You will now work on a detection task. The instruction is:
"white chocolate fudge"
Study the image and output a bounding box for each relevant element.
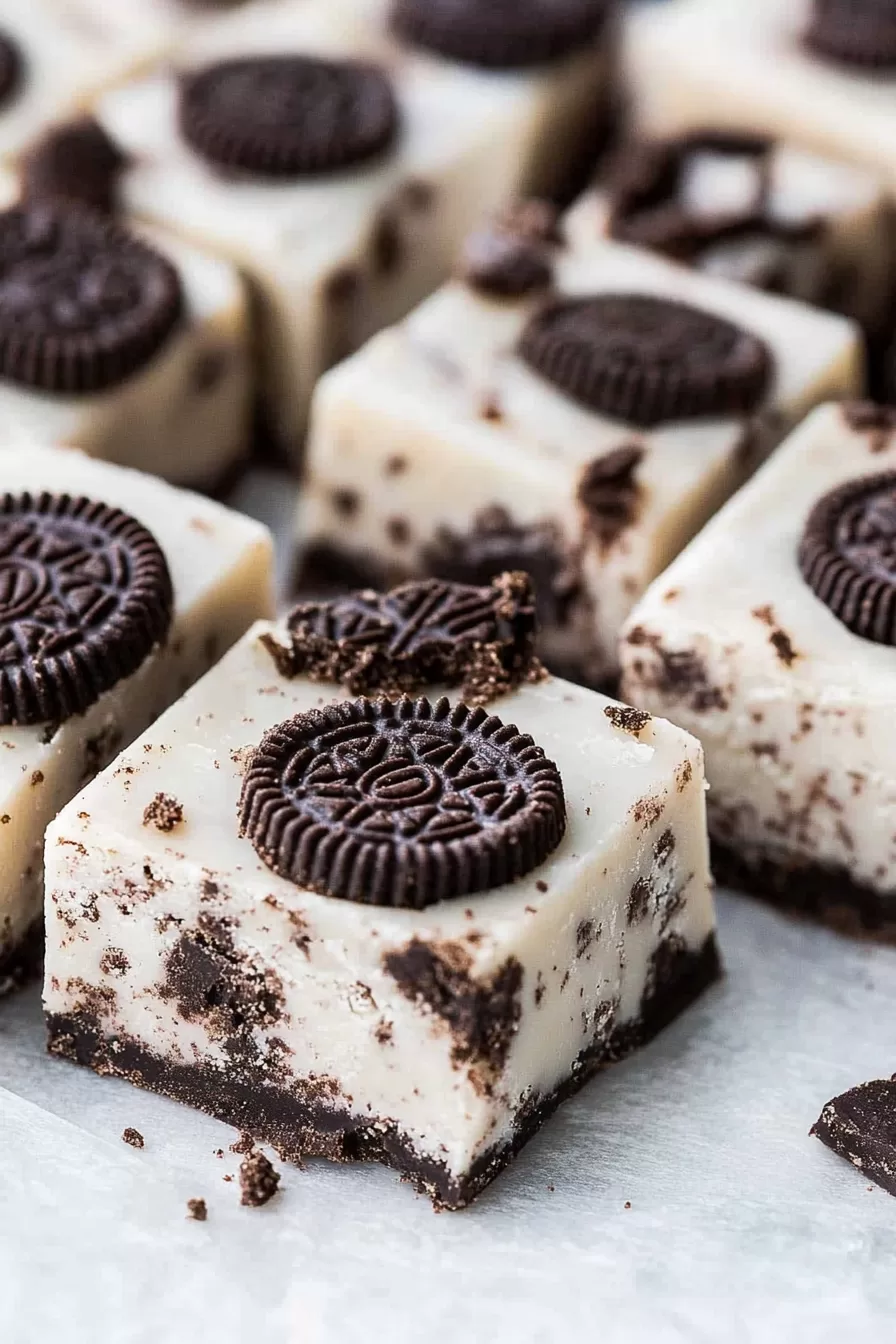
[91,0,576,461]
[620,401,896,935]
[626,0,896,190]
[43,581,717,1209]
[0,0,152,162]
[0,445,273,982]
[567,136,896,339]
[299,229,861,688]
[47,1,260,63]
[0,198,252,492]
[335,0,616,203]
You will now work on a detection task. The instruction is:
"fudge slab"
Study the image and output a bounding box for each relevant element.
[0,201,252,492]
[567,137,896,340]
[44,621,717,1208]
[0,446,273,981]
[335,0,616,203]
[299,234,861,688]
[48,0,259,62]
[620,402,896,934]
[625,0,896,190]
[91,0,550,462]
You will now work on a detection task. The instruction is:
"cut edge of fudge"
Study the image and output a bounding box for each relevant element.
[46,931,720,1211]
[265,571,546,706]
[812,1078,896,1198]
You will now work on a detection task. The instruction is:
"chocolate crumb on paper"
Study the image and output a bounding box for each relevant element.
[186,1197,208,1222]
[121,1127,144,1150]
[239,1147,281,1208]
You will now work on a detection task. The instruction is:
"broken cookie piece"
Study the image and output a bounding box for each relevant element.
[812,1078,896,1197]
[621,402,896,935]
[44,585,717,1209]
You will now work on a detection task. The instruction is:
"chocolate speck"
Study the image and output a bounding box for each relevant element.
[536,880,548,893]
[752,605,799,666]
[122,1127,144,1150]
[187,1198,208,1221]
[576,919,597,956]
[628,877,651,924]
[100,948,130,978]
[385,454,407,476]
[578,446,644,551]
[331,488,359,518]
[239,1148,281,1208]
[30,770,44,786]
[143,793,184,833]
[604,704,651,738]
[374,1020,394,1045]
[386,517,411,546]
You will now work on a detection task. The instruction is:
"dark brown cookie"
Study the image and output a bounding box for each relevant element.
[0,492,173,726]
[179,55,399,178]
[0,204,183,395]
[799,471,896,645]
[278,572,539,704]
[804,0,896,71]
[239,696,566,907]
[461,201,561,300]
[391,0,609,69]
[519,294,773,427]
[21,117,128,217]
[812,1078,896,1196]
[0,30,23,111]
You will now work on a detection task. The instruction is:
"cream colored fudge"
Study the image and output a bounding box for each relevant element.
[0,445,273,981]
[620,402,896,935]
[48,1,259,63]
[299,230,861,688]
[43,592,717,1208]
[335,0,616,202]
[0,203,252,492]
[625,0,896,190]
[567,136,896,338]
[91,0,564,461]
[0,0,152,162]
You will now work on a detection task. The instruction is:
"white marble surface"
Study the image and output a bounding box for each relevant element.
[1,470,895,1341]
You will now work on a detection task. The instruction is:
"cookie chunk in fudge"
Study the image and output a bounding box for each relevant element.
[87,0,611,463]
[567,131,896,342]
[44,575,718,1209]
[299,222,860,688]
[0,195,252,491]
[621,402,896,935]
[0,445,273,988]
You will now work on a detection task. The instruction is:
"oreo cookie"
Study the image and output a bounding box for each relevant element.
[798,471,896,645]
[518,294,773,427]
[391,0,609,69]
[0,204,184,395]
[21,118,128,218]
[179,55,399,178]
[0,492,173,726]
[276,573,539,703]
[804,0,896,71]
[239,695,566,907]
[0,31,23,111]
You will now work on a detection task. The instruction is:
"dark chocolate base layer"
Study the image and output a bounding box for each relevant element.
[47,934,720,1210]
[712,842,896,943]
[0,920,43,998]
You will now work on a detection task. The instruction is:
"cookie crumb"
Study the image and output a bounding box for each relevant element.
[624,1201,632,1210]
[186,1198,207,1222]
[239,1148,281,1208]
[230,1132,255,1155]
[604,704,651,738]
[121,1127,144,1150]
[143,793,184,832]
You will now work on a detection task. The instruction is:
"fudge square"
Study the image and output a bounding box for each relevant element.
[334,0,616,203]
[0,444,273,987]
[625,0,896,191]
[44,576,718,1209]
[566,133,896,343]
[620,401,896,935]
[299,225,861,689]
[90,0,577,463]
[0,196,252,492]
